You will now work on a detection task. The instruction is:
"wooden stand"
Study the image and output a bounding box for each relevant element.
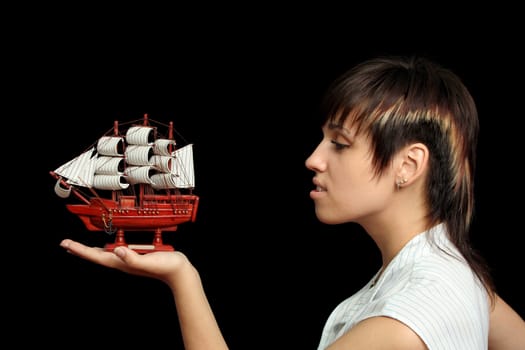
[104,228,175,254]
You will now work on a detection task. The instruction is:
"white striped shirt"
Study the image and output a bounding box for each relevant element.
[317,224,489,349]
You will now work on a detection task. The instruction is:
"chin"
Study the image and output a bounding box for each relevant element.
[316,214,345,225]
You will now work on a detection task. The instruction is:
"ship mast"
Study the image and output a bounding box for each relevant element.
[111,119,120,202]
[138,113,151,207]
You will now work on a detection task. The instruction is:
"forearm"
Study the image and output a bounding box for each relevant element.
[168,263,229,350]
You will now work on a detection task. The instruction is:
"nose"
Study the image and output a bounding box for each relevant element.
[305,142,324,172]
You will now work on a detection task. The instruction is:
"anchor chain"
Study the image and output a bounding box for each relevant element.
[102,212,117,235]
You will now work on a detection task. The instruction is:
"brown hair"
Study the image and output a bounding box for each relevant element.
[321,55,495,302]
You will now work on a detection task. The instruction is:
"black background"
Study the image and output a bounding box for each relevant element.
[15,11,524,349]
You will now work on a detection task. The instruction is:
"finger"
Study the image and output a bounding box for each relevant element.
[60,239,122,268]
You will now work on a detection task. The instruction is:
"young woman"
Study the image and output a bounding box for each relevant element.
[60,55,525,349]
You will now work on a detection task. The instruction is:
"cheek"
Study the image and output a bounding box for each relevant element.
[337,180,375,207]
[333,160,372,192]
[333,170,392,214]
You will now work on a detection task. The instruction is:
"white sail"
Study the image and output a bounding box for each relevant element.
[150,173,179,189]
[154,139,176,156]
[53,147,97,188]
[125,165,155,185]
[96,156,125,175]
[148,144,195,189]
[54,178,71,198]
[151,155,173,172]
[97,136,125,156]
[92,174,129,190]
[125,145,153,166]
[126,126,154,145]
[171,144,195,188]
[52,119,195,193]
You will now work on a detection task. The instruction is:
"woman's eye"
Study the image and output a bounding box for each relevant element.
[330,140,350,150]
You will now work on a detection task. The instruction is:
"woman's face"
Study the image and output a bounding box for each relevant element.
[305,122,396,226]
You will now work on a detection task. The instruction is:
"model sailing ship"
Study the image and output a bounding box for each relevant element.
[50,114,199,253]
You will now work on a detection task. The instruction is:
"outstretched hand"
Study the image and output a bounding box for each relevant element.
[60,239,191,286]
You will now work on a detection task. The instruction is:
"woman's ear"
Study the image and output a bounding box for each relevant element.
[395,143,429,188]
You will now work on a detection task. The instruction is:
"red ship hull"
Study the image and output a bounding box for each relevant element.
[66,194,199,253]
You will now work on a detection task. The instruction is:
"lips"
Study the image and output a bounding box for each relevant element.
[309,179,326,200]
[313,178,326,192]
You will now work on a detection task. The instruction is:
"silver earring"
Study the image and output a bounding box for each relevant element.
[396,178,408,190]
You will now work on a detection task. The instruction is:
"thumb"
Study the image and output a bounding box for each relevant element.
[113,246,133,260]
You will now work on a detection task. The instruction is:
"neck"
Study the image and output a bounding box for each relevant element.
[361,214,431,268]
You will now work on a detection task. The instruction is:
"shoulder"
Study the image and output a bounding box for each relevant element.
[368,254,490,348]
[384,262,489,322]
[488,294,525,350]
